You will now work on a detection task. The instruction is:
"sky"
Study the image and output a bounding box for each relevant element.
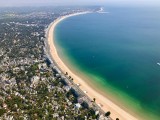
[0,0,159,7]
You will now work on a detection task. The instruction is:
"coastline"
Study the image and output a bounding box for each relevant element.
[46,12,138,120]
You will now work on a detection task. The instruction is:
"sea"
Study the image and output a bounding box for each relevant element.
[54,6,160,119]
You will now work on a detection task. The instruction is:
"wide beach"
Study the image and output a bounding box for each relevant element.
[47,12,139,120]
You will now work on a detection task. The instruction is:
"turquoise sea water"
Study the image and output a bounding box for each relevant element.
[54,7,160,119]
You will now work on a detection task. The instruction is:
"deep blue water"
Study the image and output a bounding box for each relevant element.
[54,7,160,119]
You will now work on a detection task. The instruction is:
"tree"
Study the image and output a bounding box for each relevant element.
[93,98,96,102]
[105,111,111,117]
[0,109,6,116]
[81,102,89,109]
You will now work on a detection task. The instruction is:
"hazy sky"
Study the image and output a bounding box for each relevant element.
[0,0,159,7]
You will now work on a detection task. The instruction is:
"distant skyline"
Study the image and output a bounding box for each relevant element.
[0,0,159,7]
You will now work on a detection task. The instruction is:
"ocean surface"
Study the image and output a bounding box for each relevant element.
[54,7,160,119]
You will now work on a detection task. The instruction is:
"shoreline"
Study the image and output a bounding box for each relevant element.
[46,12,138,120]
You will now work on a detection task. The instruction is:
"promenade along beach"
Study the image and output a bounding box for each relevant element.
[47,12,138,120]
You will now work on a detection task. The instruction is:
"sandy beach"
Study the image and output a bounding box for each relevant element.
[47,12,139,120]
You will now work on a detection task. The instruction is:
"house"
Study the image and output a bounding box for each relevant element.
[77,96,85,104]
[30,76,40,87]
[63,85,71,92]
[74,103,81,109]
